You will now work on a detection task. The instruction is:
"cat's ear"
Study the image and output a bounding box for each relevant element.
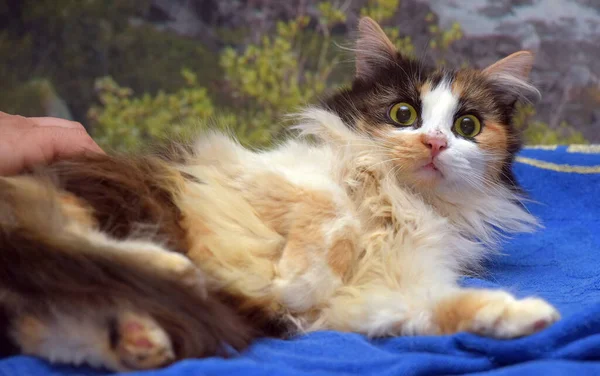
[483,51,534,81]
[355,17,397,78]
[482,51,540,102]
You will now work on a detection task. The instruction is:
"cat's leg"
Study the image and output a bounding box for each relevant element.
[315,286,559,339]
[432,288,560,338]
[11,308,174,371]
[270,189,360,313]
[309,286,434,336]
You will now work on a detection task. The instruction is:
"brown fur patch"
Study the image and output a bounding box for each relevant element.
[48,155,190,253]
[452,70,503,123]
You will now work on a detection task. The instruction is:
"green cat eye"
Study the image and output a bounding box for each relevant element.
[389,102,417,126]
[454,115,482,138]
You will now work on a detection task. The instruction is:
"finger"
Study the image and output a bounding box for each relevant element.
[33,127,105,160]
[0,141,31,175]
[0,113,34,131]
[0,127,105,176]
[28,117,84,129]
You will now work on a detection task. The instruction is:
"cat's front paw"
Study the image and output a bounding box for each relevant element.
[436,290,560,339]
[115,311,175,370]
[470,293,560,338]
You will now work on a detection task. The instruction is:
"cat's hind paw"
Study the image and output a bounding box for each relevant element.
[114,311,175,370]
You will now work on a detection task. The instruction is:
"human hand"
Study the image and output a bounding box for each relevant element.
[0,112,104,176]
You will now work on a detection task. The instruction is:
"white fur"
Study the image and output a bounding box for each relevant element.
[12,310,121,370]
[419,79,459,138]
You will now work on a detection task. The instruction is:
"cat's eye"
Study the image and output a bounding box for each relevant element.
[453,115,482,138]
[389,102,417,126]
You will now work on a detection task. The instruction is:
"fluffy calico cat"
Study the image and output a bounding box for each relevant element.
[0,17,560,372]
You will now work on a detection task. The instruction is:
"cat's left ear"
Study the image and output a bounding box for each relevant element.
[482,51,540,102]
[355,17,397,79]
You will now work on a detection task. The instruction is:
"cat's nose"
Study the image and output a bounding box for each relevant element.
[422,134,447,157]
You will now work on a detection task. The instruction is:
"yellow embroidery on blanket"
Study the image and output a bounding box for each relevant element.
[567,145,600,154]
[523,145,559,150]
[515,157,600,174]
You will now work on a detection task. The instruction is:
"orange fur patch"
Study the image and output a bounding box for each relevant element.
[476,122,510,181]
[327,239,355,278]
[59,194,98,229]
[433,290,493,334]
[387,133,430,172]
[251,173,355,277]
[419,81,432,97]
[451,71,471,97]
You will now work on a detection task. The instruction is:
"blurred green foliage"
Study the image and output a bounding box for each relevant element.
[361,0,399,21]
[89,71,215,151]
[425,13,463,53]
[1,0,587,150]
[513,103,587,145]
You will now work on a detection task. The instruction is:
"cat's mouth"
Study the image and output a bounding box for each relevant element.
[417,159,444,179]
[423,162,438,171]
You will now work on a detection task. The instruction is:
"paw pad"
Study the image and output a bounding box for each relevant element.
[115,312,175,370]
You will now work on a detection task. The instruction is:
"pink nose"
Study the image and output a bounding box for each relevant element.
[422,134,448,157]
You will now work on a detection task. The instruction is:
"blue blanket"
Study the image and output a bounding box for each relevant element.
[2,145,599,376]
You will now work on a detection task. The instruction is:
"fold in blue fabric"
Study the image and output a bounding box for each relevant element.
[2,145,599,376]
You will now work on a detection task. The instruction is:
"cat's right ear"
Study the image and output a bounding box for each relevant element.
[482,51,540,103]
[355,17,397,79]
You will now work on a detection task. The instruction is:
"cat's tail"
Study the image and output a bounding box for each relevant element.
[0,173,256,362]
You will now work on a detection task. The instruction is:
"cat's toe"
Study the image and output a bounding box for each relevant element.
[115,312,175,370]
[472,294,560,339]
[146,249,207,297]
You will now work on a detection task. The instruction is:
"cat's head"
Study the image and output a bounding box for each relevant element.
[323,17,538,196]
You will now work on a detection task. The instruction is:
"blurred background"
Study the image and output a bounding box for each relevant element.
[1,0,598,151]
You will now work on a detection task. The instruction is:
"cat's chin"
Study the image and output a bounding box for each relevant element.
[409,163,445,188]
[416,161,444,179]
